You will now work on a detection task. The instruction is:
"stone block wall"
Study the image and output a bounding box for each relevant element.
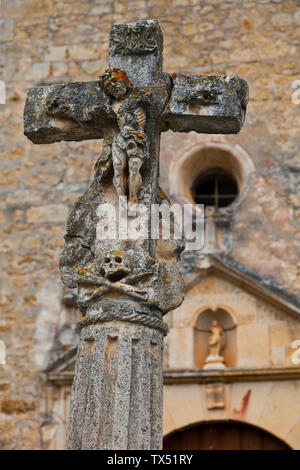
[0,0,300,449]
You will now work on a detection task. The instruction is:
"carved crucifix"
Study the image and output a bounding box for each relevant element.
[24,19,248,450]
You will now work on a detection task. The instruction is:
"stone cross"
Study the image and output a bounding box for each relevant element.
[24,19,248,450]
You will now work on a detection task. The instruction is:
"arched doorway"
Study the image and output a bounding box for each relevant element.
[164,421,290,450]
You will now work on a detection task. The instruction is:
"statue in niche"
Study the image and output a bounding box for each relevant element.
[203,320,226,370]
[208,320,225,357]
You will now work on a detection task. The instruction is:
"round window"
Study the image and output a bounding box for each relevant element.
[191,167,238,208]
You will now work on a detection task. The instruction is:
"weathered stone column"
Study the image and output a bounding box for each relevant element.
[67,301,166,450]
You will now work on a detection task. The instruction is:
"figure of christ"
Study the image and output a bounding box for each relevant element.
[99,68,150,206]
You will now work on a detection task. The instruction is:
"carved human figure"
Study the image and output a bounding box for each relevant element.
[99,68,150,206]
[208,320,225,357]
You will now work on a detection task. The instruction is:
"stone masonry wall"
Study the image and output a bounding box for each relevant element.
[0,0,300,449]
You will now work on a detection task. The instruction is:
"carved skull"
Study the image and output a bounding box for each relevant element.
[99,251,132,282]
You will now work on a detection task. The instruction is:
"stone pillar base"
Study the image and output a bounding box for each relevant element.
[203,355,226,370]
[66,301,166,450]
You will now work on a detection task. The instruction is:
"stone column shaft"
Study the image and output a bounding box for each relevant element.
[67,316,164,450]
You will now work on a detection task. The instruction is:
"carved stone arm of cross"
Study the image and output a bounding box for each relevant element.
[24,80,116,144]
[24,73,248,145]
[162,73,248,134]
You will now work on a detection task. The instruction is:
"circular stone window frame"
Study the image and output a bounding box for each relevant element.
[168,143,255,216]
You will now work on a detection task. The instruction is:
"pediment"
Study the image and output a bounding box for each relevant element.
[45,346,77,385]
[184,253,300,321]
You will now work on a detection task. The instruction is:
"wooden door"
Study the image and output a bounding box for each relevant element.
[163,421,290,450]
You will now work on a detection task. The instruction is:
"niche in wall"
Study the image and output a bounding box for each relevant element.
[194,307,236,369]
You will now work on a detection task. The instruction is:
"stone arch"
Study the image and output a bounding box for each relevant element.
[191,303,238,328]
[163,419,291,450]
